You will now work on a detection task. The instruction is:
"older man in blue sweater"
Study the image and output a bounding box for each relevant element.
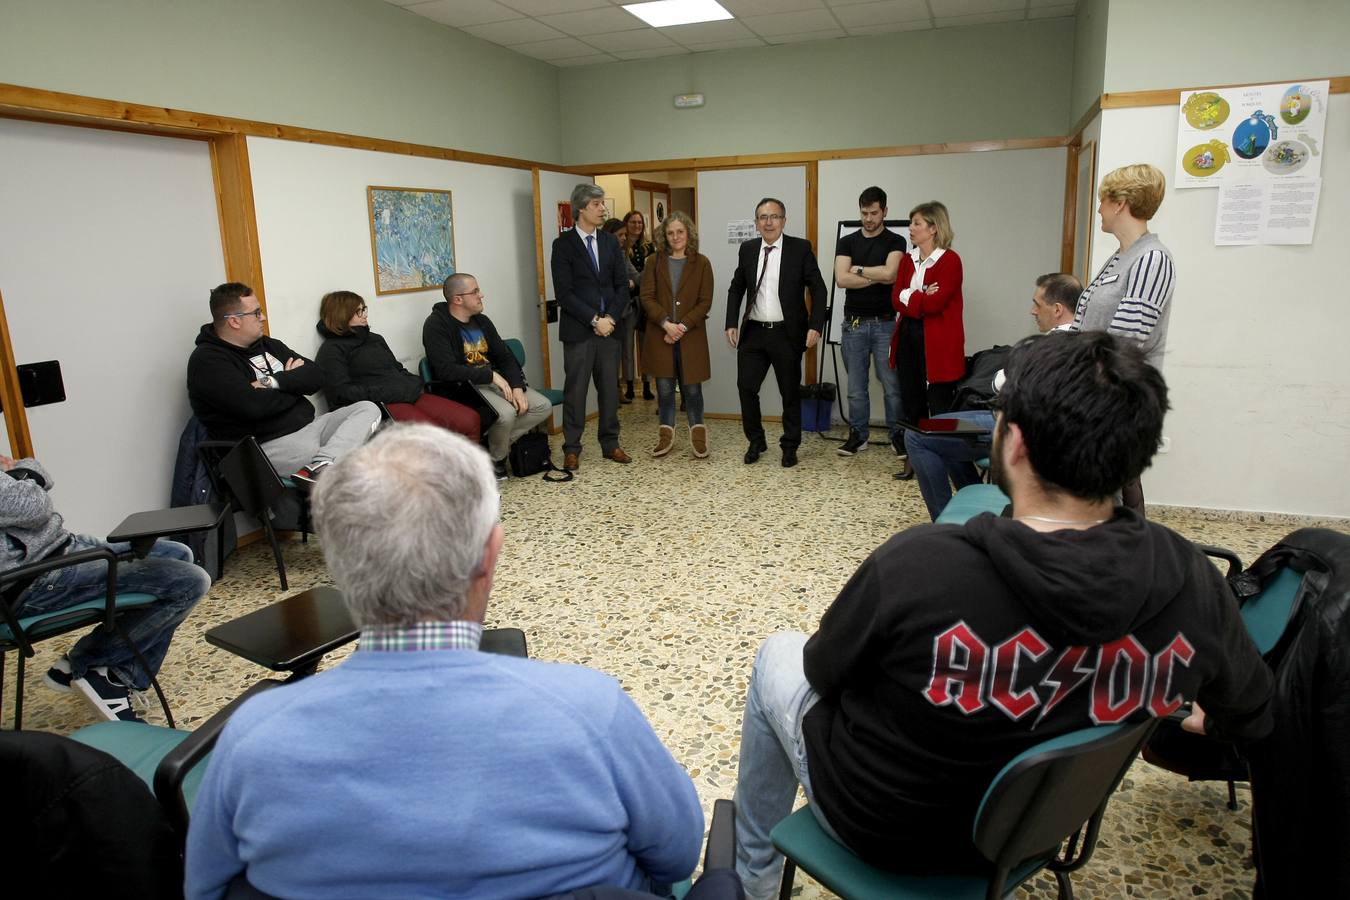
[186,425,703,899]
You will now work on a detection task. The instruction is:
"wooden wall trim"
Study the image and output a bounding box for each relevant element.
[0,82,580,174]
[1060,146,1078,274]
[804,161,820,386]
[530,168,555,395]
[581,136,1069,176]
[1101,75,1349,111]
[1067,96,1102,144]
[0,290,34,458]
[208,134,268,320]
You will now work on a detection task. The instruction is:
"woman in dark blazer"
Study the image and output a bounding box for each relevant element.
[315,290,479,441]
[640,210,714,459]
[890,201,965,478]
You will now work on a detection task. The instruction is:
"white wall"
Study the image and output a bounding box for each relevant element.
[246,139,542,393]
[1093,97,1350,517]
[817,149,1069,425]
[0,119,225,534]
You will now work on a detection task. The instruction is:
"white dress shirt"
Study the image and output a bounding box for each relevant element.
[748,236,785,322]
[896,246,946,308]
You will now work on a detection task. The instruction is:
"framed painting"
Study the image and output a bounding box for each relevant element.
[367,186,456,295]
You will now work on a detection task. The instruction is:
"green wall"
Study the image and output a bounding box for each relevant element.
[557,19,1076,165]
[1103,0,1350,93]
[0,0,563,162]
[1070,0,1108,127]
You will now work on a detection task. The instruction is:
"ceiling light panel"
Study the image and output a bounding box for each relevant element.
[622,1,734,28]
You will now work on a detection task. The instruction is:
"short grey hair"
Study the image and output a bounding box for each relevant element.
[311,424,500,628]
[443,272,475,302]
[571,182,604,216]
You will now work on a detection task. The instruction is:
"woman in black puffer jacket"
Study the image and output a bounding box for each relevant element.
[315,291,479,441]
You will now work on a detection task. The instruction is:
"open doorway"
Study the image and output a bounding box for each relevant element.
[595,171,696,233]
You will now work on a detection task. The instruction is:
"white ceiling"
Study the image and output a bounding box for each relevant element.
[383,0,1077,67]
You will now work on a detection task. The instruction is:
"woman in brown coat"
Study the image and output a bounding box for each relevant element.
[640,210,714,458]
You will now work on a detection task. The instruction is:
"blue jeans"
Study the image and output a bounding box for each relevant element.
[904,411,995,521]
[733,632,841,900]
[840,317,901,441]
[656,380,704,427]
[15,537,210,690]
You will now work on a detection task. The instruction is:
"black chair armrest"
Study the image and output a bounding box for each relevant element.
[1198,544,1243,579]
[154,679,285,836]
[1,547,119,654]
[703,799,736,871]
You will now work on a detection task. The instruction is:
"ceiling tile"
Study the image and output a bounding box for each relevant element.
[934,10,1025,26]
[845,18,932,34]
[660,19,757,44]
[510,35,602,59]
[499,0,611,14]
[384,0,434,7]
[585,28,680,51]
[463,18,566,43]
[1028,0,1073,5]
[683,37,768,51]
[612,46,692,60]
[929,0,1023,15]
[764,27,847,44]
[537,6,646,36]
[1027,4,1076,18]
[740,8,842,37]
[832,0,930,28]
[403,0,521,27]
[719,0,826,15]
[551,53,622,67]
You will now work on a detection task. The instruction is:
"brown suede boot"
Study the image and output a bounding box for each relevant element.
[652,425,675,458]
[690,424,709,459]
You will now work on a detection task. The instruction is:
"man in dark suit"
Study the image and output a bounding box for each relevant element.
[725,198,828,468]
[552,183,632,470]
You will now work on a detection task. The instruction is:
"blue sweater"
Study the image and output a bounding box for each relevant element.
[185,650,703,899]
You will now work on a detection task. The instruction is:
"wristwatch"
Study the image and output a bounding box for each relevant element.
[853,266,864,276]
[259,374,277,389]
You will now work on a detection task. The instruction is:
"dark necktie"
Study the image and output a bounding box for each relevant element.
[749,244,775,316]
[586,234,606,315]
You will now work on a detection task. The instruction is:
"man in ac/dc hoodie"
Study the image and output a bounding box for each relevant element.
[188,282,379,484]
[731,331,1274,899]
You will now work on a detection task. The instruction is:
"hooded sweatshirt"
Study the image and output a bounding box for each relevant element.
[187,325,324,444]
[421,302,526,390]
[800,509,1272,873]
[314,323,423,409]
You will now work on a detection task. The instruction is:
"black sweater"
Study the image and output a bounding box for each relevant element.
[801,509,1273,873]
[421,303,525,390]
[314,323,423,408]
[187,326,323,444]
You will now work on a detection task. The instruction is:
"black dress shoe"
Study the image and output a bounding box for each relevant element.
[892,469,914,480]
[744,441,767,464]
[781,448,799,468]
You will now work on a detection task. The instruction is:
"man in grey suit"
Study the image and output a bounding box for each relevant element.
[551,183,632,470]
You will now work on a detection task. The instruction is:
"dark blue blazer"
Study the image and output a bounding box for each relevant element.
[551,227,629,344]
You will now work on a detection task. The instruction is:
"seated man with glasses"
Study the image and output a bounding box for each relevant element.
[188,282,379,484]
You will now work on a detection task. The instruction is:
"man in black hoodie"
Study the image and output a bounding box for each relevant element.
[731,331,1273,899]
[188,283,379,483]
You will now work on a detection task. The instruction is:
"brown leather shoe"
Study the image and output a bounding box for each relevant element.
[605,447,632,464]
[563,452,580,470]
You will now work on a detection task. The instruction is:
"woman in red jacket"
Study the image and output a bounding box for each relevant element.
[891,201,965,478]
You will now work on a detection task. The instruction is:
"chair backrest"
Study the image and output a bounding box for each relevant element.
[419,356,433,385]
[217,437,288,519]
[973,719,1158,870]
[1240,566,1303,657]
[504,337,526,367]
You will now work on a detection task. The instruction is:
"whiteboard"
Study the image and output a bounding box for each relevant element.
[825,219,909,345]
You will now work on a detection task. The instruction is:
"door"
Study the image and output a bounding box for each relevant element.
[533,169,596,432]
[696,166,808,419]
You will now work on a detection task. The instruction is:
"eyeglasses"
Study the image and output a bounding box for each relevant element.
[355,306,369,315]
[225,308,265,320]
[455,288,483,297]
[756,214,784,223]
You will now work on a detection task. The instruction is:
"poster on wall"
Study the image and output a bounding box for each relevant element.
[1175,80,1328,188]
[1214,176,1321,246]
[557,202,573,234]
[367,186,455,295]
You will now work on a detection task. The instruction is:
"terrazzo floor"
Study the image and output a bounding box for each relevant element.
[8,399,1347,897]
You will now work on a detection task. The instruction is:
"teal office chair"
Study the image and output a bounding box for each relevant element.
[503,337,564,409]
[1,546,175,730]
[935,484,1011,525]
[771,720,1158,900]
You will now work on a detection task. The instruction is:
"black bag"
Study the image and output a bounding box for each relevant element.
[508,431,573,482]
[951,344,1012,411]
